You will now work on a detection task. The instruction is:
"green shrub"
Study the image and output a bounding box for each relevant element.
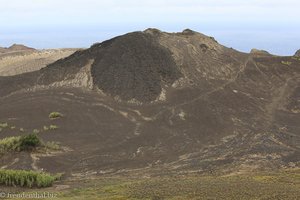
[0,136,21,152]
[0,134,41,153]
[10,126,16,130]
[49,125,58,130]
[43,125,58,131]
[281,61,292,65]
[0,169,60,188]
[33,129,40,134]
[49,112,63,119]
[292,56,300,61]
[0,122,8,128]
[0,134,59,154]
[43,126,49,131]
[45,141,60,150]
[19,133,41,151]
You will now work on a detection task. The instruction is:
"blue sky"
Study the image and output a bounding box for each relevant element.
[0,0,299,55]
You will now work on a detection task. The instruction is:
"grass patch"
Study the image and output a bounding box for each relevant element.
[0,122,8,128]
[49,112,63,119]
[0,133,59,154]
[0,169,61,188]
[33,129,40,134]
[281,61,292,65]
[56,170,300,200]
[253,175,278,182]
[0,136,22,153]
[43,125,58,131]
[43,126,49,131]
[45,141,60,150]
[0,133,41,153]
[49,125,59,130]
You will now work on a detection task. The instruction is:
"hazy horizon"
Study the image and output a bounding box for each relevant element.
[1,0,300,56]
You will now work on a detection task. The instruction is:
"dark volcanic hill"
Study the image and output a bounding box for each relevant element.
[0,29,299,177]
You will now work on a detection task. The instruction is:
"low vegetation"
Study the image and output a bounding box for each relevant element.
[0,169,61,188]
[43,124,59,132]
[0,133,41,153]
[57,170,300,200]
[292,56,300,61]
[0,122,8,128]
[281,61,292,65]
[19,133,41,151]
[44,141,60,150]
[49,124,59,130]
[49,112,63,119]
[0,133,59,154]
[43,126,49,131]
[0,136,21,153]
[0,115,63,189]
[33,129,40,134]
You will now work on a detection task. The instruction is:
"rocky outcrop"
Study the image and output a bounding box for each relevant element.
[250,48,271,56]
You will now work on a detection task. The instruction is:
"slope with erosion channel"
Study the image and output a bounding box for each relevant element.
[0,29,299,178]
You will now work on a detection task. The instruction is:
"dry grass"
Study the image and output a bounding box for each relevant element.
[52,169,300,200]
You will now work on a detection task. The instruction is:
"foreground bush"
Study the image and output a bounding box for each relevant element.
[0,169,61,187]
